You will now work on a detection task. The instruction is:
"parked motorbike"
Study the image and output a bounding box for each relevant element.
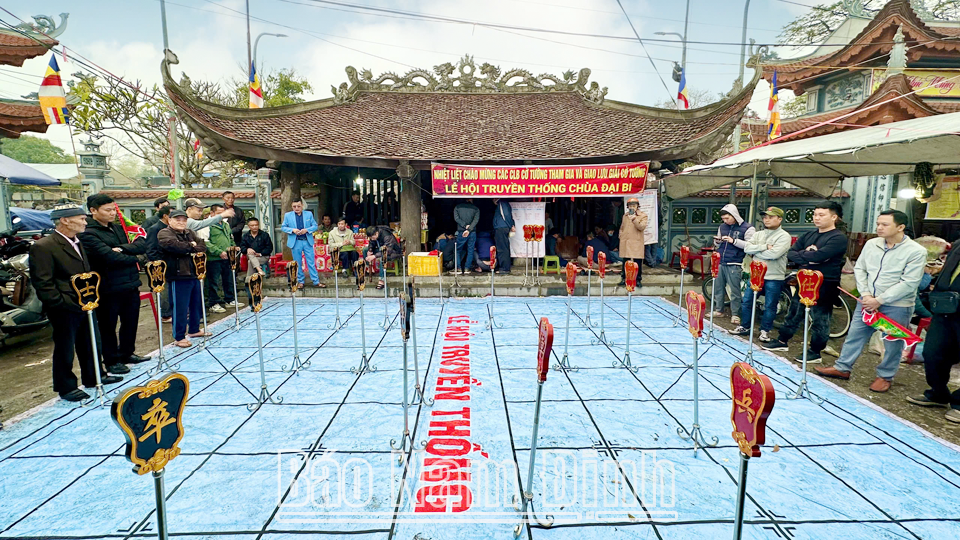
[0,219,49,345]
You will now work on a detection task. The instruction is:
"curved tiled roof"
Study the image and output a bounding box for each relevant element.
[0,99,48,138]
[0,30,56,67]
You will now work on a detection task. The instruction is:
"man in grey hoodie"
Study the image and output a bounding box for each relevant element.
[712,204,755,324]
[733,207,792,342]
[453,199,480,274]
[816,209,927,392]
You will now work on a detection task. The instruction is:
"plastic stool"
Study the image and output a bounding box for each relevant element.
[384,259,402,276]
[904,317,932,363]
[543,256,561,274]
[139,291,158,326]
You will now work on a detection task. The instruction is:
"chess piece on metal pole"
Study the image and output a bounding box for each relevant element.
[678,291,718,455]
[522,224,533,286]
[553,262,580,371]
[379,245,393,330]
[673,245,690,327]
[351,259,377,374]
[436,250,445,305]
[226,246,241,331]
[191,252,210,349]
[145,262,175,375]
[704,250,721,343]
[391,290,424,461]
[453,239,461,288]
[328,248,344,329]
[71,272,107,407]
[583,245,595,327]
[486,246,502,330]
[407,276,432,407]
[614,261,639,372]
[592,252,610,345]
[246,273,282,411]
[730,361,776,540]
[788,269,825,403]
[282,261,309,373]
[744,260,768,366]
[514,317,556,537]
[533,225,545,286]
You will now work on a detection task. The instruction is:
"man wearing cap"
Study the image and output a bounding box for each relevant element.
[184,197,234,234]
[159,209,209,347]
[29,204,123,402]
[281,199,322,288]
[618,197,648,287]
[79,194,151,374]
[712,204,755,324]
[732,207,792,342]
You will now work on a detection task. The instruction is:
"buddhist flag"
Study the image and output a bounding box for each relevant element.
[193,138,203,160]
[677,68,689,109]
[767,70,781,140]
[249,63,263,109]
[39,54,69,125]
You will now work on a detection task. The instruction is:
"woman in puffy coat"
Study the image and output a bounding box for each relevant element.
[618,197,648,286]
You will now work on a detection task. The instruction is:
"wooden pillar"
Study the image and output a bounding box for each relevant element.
[279,162,302,259]
[398,160,421,251]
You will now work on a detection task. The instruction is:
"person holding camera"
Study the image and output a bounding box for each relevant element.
[712,204,755,324]
[618,197,648,287]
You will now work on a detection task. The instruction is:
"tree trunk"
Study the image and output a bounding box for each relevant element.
[279,162,301,260]
[398,161,421,252]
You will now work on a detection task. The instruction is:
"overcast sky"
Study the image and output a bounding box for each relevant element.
[3,0,812,154]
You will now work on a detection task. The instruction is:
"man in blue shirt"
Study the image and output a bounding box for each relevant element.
[281,200,322,289]
[492,198,515,274]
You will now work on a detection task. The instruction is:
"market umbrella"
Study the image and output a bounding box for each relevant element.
[0,154,62,186]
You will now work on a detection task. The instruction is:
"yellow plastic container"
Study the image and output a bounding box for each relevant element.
[409,252,442,276]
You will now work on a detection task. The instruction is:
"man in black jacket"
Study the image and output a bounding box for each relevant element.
[907,241,960,423]
[29,204,123,402]
[146,206,173,322]
[79,194,150,373]
[159,210,208,347]
[222,191,246,246]
[141,196,170,231]
[762,201,848,362]
[343,191,364,227]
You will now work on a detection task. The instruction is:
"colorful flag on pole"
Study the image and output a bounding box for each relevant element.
[677,68,689,109]
[861,309,923,347]
[39,54,69,125]
[249,63,264,109]
[114,203,147,242]
[193,139,203,161]
[767,70,781,140]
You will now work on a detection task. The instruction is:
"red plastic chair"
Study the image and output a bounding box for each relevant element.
[140,291,158,326]
[904,317,932,363]
[670,247,708,279]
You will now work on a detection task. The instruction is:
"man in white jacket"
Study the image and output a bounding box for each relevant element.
[732,207,792,342]
[816,209,927,392]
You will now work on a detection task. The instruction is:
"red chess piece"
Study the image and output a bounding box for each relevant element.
[680,245,690,269]
[489,246,497,270]
[586,245,594,269]
[685,291,706,339]
[533,225,545,242]
[797,269,824,307]
[624,260,638,293]
[749,260,768,292]
[537,317,554,383]
[729,362,776,457]
[598,251,606,279]
[565,262,578,295]
[711,251,721,279]
[523,225,534,242]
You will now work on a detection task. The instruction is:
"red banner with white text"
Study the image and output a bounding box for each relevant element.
[431,162,649,198]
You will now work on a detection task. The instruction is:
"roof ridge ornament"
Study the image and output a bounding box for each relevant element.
[12,13,69,39]
[842,0,869,19]
[884,25,907,80]
[331,54,607,105]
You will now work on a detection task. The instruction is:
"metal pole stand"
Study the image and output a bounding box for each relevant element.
[151,290,176,375]
[522,239,530,286]
[390,333,424,462]
[81,310,107,408]
[744,292,759,366]
[453,241,461,287]
[583,266,594,327]
[410,310,433,406]
[552,294,579,371]
[437,252,445,305]
[704,276,718,344]
[230,250,241,332]
[533,239,542,286]
[513,380,554,537]
[732,452,749,540]
[677,336,719,456]
[592,278,610,346]
[672,268,686,327]
[197,284,210,350]
[351,290,377,374]
[787,306,823,403]
[152,469,170,540]
[327,252,344,330]
[246,305,283,411]
[379,257,393,331]
[282,291,309,373]
[486,268,502,330]
[613,291,638,372]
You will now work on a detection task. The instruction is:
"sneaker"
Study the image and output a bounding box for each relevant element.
[713,311,725,318]
[731,326,750,336]
[224,300,241,307]
[906,395,947,408]
[759,330,772,343]
[731,316,741,325]
[209,304,226,313]
[761,340,789,352]
[821,345,840,358]
[793,351,822,364]
[945,409,960,424]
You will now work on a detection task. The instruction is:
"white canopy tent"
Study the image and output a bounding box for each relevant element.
[667,112,960,200]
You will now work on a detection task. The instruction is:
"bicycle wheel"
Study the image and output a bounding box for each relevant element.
[830,295,853,338]
[702,278,716,302]
[772,291,792,328]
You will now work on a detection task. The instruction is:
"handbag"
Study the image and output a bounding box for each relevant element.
[928,291,960,315]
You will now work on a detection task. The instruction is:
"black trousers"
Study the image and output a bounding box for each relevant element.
[778,280,840,353]
[923,314,960,408]
[494,228,512,271]
[49,307,104,395]
[95,287,140,365]
[205,259,235,306]
[339,250,359,271]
